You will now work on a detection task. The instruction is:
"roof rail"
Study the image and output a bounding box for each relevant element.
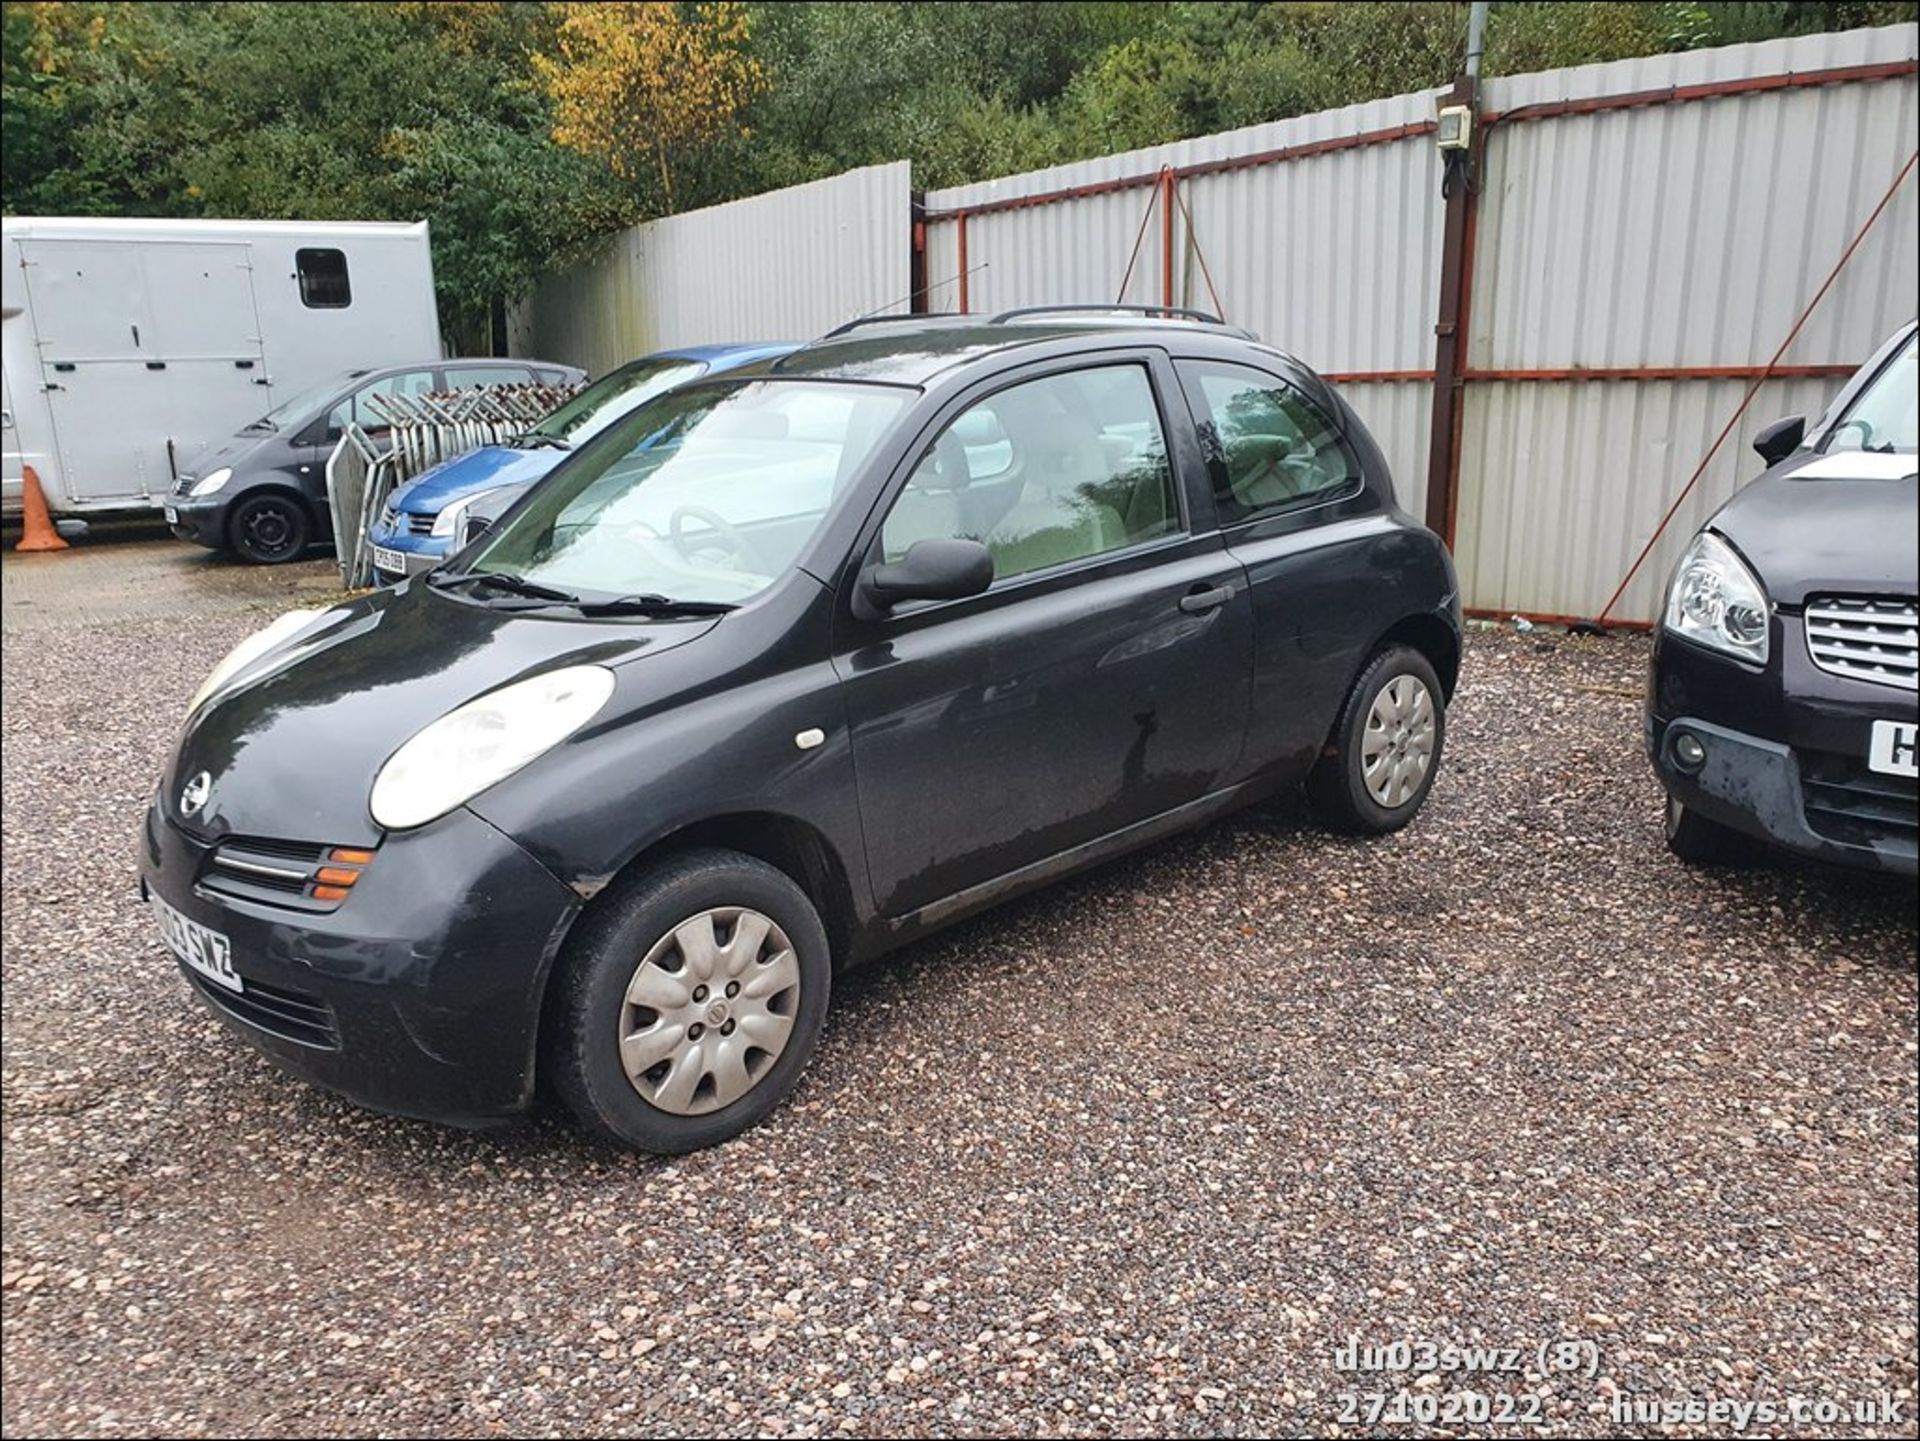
[991,304,1228,326]
[823,312,967,338]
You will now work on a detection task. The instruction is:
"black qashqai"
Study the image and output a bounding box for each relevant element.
[1649,320,1917,876]
[141,312,1463,1152]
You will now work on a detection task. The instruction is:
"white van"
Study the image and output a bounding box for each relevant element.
[2,217,442,517]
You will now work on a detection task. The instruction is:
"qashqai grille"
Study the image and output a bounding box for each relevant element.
[1804,597,1918,692]
[1800,751,1918,851]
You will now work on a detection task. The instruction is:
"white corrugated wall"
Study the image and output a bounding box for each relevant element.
[922,92,1446,518]
[1460,25,1919,621]
[510,28,1916,622]
[508,162,912,377]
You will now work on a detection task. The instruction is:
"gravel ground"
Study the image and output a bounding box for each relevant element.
[3,539,1915,1438]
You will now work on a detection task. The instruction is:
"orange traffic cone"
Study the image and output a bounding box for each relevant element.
[14,464,69,553]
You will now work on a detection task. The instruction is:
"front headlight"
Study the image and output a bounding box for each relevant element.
[369,665,615,830]
[186,607,331,716]
[1664,531,1770,664]
[430,487,506,539]
[188,467,232,498]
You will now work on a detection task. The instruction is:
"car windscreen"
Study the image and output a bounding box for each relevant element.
[1822,333,1917,454]
[526,357,710,446]
[458,379,910,607]
[246,371,360,433]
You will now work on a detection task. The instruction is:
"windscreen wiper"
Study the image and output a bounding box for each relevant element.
[514,432,572,450]
[427,571,580,604]
[575,593,739,617]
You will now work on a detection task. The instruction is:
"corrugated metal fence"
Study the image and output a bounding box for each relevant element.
[1460,27,1919,622]
[508,162,913,379]
[922,88,1446,521]
[924,24,1917,623]
[513,27,1917,623]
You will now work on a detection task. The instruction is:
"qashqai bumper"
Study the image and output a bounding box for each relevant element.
[1647,623,1918,876]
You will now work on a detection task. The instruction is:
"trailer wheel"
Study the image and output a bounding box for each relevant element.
[229,493,310,565]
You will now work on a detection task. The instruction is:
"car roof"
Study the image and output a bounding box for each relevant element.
[766,315,1281,387]
[347,357,571,382]
[654,341,798,364]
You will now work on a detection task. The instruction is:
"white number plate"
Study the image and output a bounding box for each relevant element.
[371,544,408,576]
[151,893,241,993]
[163,505,178,525]
[1868,720,1918,778]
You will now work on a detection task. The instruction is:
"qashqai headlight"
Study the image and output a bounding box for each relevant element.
[369,665,616,830]
[1664,531,1770,664]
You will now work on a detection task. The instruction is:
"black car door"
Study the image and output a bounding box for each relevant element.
[1173,358,1387,780]
[832,352,1254,919]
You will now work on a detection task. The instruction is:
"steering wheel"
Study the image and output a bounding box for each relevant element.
[669,505,770,574]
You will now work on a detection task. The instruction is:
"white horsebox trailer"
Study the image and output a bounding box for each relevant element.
[2,216,440,516]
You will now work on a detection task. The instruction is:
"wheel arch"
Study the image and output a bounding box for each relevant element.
[551,809,860,978]
[530,809,860,1101]
[1370,611,1460,701]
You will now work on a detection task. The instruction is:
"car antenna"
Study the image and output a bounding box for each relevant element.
[821,264,990,339]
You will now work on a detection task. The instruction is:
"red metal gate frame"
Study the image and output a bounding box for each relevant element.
[921,56,1916,584]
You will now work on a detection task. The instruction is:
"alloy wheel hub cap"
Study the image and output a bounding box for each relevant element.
[1360,674,1436,809]
[616,906,800,1117]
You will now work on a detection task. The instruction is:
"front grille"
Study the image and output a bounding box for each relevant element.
[198,836,372,912]
[380,504,436,538]
[1804,597,1918,691]
[173,474,197,498]
[180,964,340,1050]
[1800,751,1918,850]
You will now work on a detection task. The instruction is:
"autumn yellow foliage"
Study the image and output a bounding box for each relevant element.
[532,1,762,210]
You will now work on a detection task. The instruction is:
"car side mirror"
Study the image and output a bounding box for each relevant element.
[855,538,993,619]
[1752,414,1805,467]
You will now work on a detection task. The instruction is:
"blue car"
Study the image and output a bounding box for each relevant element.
[367,342,793,583]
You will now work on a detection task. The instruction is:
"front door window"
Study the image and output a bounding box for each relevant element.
[881,364,1183,581]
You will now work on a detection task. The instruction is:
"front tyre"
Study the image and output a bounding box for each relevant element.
[1663,795,1751,866]
[548,848,831,1153]
[1308,644,1446,835]
[228,493,311,565]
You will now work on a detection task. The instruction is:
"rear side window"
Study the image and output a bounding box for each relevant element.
[1178,361,1358,524]
[327,369,436,435]
[295,249,352,309]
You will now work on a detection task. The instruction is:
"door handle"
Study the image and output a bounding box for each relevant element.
[1178,584,1234,615]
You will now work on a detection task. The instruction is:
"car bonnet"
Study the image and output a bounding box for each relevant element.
[163,583,717,848]
[1708,449,1918,607]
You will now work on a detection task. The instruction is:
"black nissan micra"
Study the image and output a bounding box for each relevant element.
[142,310,1463,1152]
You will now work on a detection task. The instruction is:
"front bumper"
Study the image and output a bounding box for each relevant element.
[165,494,231,549]
[139,799,582,1123]
[1647,620,1917,876]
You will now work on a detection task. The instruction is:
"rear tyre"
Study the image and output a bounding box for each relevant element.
[548,848,831,1154]
[1663,795,1751,866]
[1308,644,1446,835]
[228,493,310,565]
